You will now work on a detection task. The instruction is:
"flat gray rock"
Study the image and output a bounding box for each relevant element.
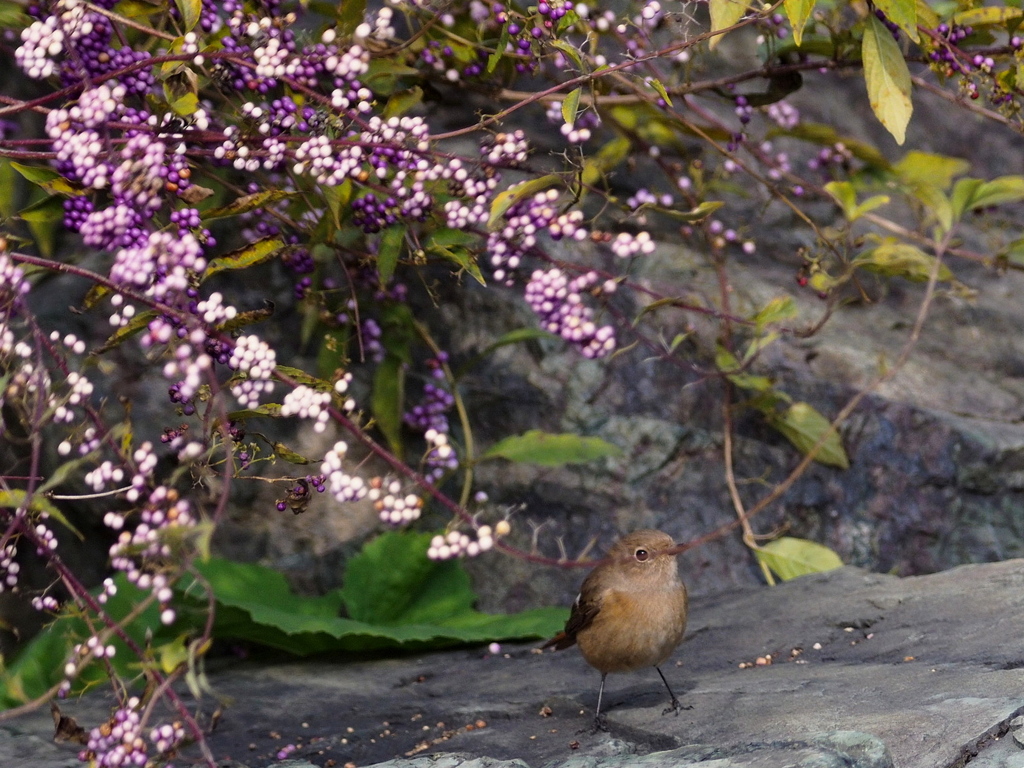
[3,561,1024,768]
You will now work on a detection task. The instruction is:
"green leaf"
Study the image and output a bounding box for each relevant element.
[915,0,939,30]
[488,175,562,230]
[481,430,622,466]
[952,6,1023,25]
[168,91,199,117]
[317,327,350,380]
[950,177,983,221]
[893,153,966,233]
[427,228,478,248]
[824,182,889,221]
[1003,238,1024,269]
[874,0,918,41]
[966,176,1024,210]
[549,39,584,69]
[862,15,913,145]
[755,537,844,581]
[18,195,65,223]
[336,0,366,35]
[824,181,857,219]
[36,456,98,496]
[377,225,405,286]
[648,78,673,107]
[775,123,891,169]
[752,297,798,330]
[110,0,162,18]
[204,237,285,278]
[0,490,83,539]
[853,241,953,282]
[766,402,850,469]
[226,403,283,421]
[384,86,423,119]
[894,151,969,190]
[363,60,420,96]
[488,25,511,73]
[853,194,891,218]
[635,200,724,222]
[379,302,416,361]
[218,305,274,334]
[431,243,485,285]
[95,310,157,354]
[275,365,334,392]
[783,0,815,46]
[709,0,750,47]
[174,0,201,31]
[715,347,774,391]
[582,136,632,186]
[372,355,405,456]
[0,575,167,708]
[0,160,17,218]
[0,1,28,25]
[341,531,471,624]
[174,552,566,655]
[561,88,582,126]
[321,180,352,233]
[273,442,310,464]
[204,190,292,219]
[10,162,80,196]
[608,103,702,148]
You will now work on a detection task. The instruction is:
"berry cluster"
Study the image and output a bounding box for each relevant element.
[525,269,616,358]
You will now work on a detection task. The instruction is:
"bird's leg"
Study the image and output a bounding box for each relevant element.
[591,673,609,732]
[656,666,691,714]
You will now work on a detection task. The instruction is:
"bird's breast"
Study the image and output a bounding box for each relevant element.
[576,586,688,674]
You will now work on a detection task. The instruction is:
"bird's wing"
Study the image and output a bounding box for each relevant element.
[542,570,605,650]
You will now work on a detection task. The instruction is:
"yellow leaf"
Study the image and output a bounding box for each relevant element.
[709,0,750,48]
[783,0,814,47]
[862,15,912,145]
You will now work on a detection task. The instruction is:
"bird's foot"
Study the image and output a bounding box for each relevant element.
[581,713,609,734]
[662,697,692,716]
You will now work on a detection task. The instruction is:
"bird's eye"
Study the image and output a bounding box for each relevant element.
[635,548,649,562]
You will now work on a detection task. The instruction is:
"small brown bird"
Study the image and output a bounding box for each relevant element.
[545,529,689,728]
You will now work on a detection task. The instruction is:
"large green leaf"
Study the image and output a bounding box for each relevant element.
[180,542,567,654]
[340,531,471,625]
[0,541,569,706]
[755,537,844,581]
[862,15,913,145]
[481,430,622,466]
[0,576,165,709]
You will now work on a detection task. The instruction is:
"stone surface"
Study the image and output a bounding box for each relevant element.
[4,560,1024,768]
